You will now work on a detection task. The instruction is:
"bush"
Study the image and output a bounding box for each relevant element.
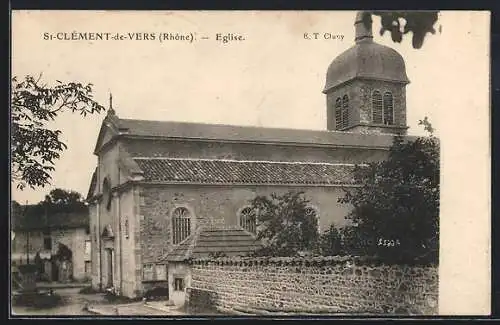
[12,291,62,309]
[103,290,142,304]
[144,286,169,301]
[78,286,99,295]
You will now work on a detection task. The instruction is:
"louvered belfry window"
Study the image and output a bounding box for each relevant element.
[383,91,394,125]
[372,90,383,124]
[334,96,349,130]
[240,207,256,234]
[172,207,191,245]
[334,97,342,130]
[341,95,349,129]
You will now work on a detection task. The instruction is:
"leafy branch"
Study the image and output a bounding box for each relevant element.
[11,74,106,190]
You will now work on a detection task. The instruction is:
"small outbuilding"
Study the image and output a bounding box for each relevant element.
[162,226,262,307]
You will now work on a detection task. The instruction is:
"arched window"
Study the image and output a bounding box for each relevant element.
[383,91,394,125]
[102,178,112,211]
[341,95,349,129]
[334,97,342,130]
[305,206,320,232]
[172,207,191,245]
[372,90,383,124]
[239,207,256,234]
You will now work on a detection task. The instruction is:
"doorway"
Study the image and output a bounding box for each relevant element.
[106,248,113,288]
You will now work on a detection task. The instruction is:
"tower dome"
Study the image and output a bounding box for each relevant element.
[323,12,410,93]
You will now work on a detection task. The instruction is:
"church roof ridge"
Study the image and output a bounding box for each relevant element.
[109,117,410,149]
[131,156,365,167]
[117,117,392,136]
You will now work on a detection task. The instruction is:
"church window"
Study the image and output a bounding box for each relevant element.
[341,95,349,129]
[334,97,342,130]
[383,91,394,125]
[103,178,112,211]
[172,207,191,245]
[372,90,383,124]
[239,207,257,234]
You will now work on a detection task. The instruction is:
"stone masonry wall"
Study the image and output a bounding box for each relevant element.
[139,185,353,264]
[326,79,407,134]
[188,256,438,315]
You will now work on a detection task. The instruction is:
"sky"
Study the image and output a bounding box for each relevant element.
[11,11,488,204]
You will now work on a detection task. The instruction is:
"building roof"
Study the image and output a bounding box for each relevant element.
[116,118,399,149]
[11,205,89,231]
[163,226,262,262]
[324,41,409,93]
[323,12,409,93]
[133,158,358,185]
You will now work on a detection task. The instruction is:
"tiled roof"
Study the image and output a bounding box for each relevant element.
[133,158,357,185]
[163,226,262,262]
[12,205,89,231]
[117,118,401,148]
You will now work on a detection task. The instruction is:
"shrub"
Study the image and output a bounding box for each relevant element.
[78,286,99,294]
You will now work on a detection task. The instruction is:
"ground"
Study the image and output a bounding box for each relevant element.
[12,287,102,316]
[11,287,223,316]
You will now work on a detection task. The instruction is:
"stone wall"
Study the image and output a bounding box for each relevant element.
[139,185,353,264]
[188,256,438,315]
[326,79,407,135]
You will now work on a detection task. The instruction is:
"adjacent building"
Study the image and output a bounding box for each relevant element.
[11,205,92,282]
[86,11,414,299]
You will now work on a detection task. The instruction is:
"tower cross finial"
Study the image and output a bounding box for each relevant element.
[354,11,373,43]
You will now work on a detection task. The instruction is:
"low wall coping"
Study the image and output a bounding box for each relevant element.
[190,255,438,267]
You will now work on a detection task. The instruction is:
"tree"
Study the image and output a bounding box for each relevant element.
[338,118,439,264]
[319,223,343,256]
[41,188,87,214]
[12,189,87,232]
[363,11,440,49]
[247,191,319,257]
[19,189,87,221]
[11,74,105,190]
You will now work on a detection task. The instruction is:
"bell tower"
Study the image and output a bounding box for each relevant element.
[323,11,410,135]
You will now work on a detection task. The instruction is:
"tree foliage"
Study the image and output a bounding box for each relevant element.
[338,119,440,264]
[12,188,87,221]
[40,188,87,214]
[11,74,105,190]
[247,191,319,257]
[366,11,440,49]
[319,223,342,256]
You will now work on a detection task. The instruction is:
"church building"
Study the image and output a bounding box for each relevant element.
[86,12,414,298]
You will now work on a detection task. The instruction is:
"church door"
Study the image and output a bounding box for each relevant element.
[106,248,113,288]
